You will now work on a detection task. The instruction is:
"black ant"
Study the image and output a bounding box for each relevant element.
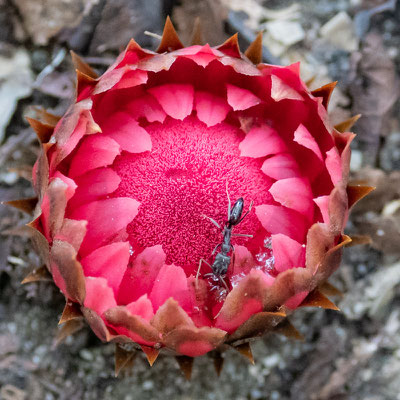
[196,184,253,292]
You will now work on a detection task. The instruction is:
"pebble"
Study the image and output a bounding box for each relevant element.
[320,11,359,52]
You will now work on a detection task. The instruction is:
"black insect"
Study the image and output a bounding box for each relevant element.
[196,186,253,292]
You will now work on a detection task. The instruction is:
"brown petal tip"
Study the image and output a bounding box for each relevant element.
[334,114,361,133]
[274,320,304,341]
[311,81,338,109]
[3,197,37,214]
[245,32,263,65]
[70,51,98,79]
[191,17,203,45]
[217,33,241,58]
[54,319,84,346]
[157,16,184,53]
[346,234,372,247]
[300,289,340,311]
[31,107,60,126]
[115,344,136,377]
[59,301,83,325]
[140,345,160,366]
[26,117,54,143]
[176,356,194,380]
[318,281,343,297]
[210,351,224,376]
[76,70,97,98]
[232,342,254,364]
[21,265,52,284]
[347,185,376,209]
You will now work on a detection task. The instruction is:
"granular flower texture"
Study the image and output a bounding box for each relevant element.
[19,18,374,375]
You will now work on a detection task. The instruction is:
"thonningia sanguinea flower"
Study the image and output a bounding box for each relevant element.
[13,18,374,377]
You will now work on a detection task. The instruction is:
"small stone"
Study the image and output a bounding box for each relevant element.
[320,12,359,52]
[350,149,363,171]
[0,49,33,142]
[264,20,305,56]
[79,349,94,361]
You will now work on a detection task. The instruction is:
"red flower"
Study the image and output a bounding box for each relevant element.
[20,19,373,373]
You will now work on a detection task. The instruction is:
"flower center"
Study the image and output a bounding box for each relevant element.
[113,117,273,274]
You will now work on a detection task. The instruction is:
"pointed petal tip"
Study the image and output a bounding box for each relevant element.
[54,319,84,347]
[21,265,52,284]
[334,114,361,133]
[232,342,254,364]
[217,33,241,58]
[26,116,54,143]
[346,234,372,247]
[115,344,136,377]
[318,281,343,297]
[58,301,83,325]
[157,16,184,53]
[245,32,263,64]
[211,352,224,376]
[275,319,304,341]
[311,81,338,109]
[140,345,160,366]
[3,197,37,214]
[70,50,98,79]
[176,356,194,380]
[300,289,340,311]
[347,185,376,208]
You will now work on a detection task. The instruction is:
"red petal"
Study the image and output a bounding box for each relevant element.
[194,91,230,127]
[293,124,323,161]
[175,44,219,67]
[101,111,152,153]
[271,233,305,272]
[214,269,272,332]
[68,136,120,179]
[111,69,148,90]
[314,195,330,224]
[149,264,191,312]
[230,245,256,277]
[81,242,130,295]
[124,93,166,123]
[71,168,121,207]
[148,84,194,120]
[261,153,300,180]
[84,276,117,316]
[285,290,308,309]
[239,124,287,158]
[255,204,307,243]
[325,147,342,185]
[117,245,166,304]
[226,83,261,111]
[70,197,140,255]
[177,339,215,357]
[270,74,303,102]
[269,177,314,220]
[126,294,154,321]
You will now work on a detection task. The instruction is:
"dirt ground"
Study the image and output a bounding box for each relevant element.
[1,0,400,399]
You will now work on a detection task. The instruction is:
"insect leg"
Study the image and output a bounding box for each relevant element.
[201,214,221,229]
[220,276,229,292]
[226,181,231,220]
[196,258,213,288]
[231,233,253,237]
[238,200,254,223]
[212,243,222,255]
